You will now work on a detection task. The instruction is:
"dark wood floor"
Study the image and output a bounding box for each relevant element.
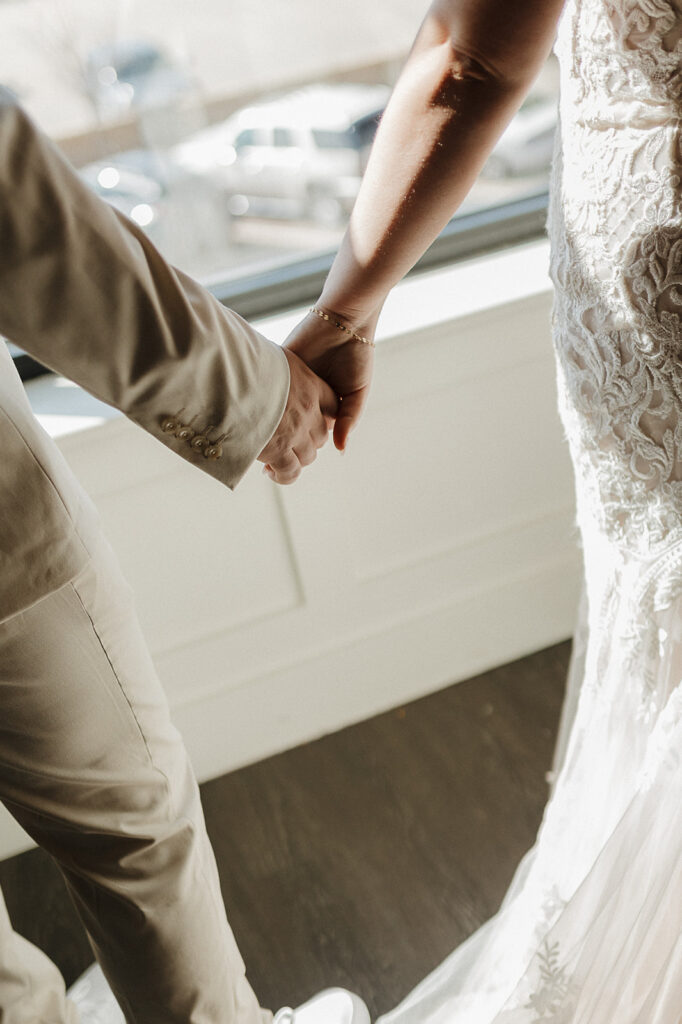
[0,640,570,1019]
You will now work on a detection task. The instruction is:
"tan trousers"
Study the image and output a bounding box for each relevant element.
[0,535,267,1024]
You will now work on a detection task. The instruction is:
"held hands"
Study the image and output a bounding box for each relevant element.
[284,306,376,452]
[257,348,337,485]
[258,306,376,485]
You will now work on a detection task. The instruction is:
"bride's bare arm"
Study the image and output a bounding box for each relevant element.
[322,0,565,316]
[286,0,566,448]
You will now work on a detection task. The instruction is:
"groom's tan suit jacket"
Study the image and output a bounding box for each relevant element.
[0,89,290,623]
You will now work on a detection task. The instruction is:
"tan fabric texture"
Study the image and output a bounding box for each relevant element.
[0,88,289,621]
[0,535,267,1024]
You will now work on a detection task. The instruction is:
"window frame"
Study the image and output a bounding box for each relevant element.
[207,189,549,320]
[13,189,549,380]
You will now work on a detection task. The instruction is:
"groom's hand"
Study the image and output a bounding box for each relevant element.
[258,348,338,484]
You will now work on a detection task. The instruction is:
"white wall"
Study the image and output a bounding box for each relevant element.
[0,239,582,859]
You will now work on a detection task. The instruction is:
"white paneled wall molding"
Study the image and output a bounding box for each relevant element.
[1,239,581,858]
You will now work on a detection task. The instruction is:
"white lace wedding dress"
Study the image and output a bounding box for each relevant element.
[377,2,682,1021]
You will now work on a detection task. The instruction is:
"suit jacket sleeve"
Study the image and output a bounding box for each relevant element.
[0,89,290,489]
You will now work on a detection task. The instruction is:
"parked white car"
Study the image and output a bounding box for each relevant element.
[173,82,390,224]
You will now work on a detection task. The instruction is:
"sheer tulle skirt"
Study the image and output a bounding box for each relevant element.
[377,533,682,1024]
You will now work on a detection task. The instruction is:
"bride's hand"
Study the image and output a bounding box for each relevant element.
[284,306,376,451]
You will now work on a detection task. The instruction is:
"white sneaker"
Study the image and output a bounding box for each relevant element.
[66,963,126,1024]
[274,989,371,1024]
[68,964,370,1024]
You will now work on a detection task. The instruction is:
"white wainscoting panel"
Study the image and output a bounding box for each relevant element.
[0,240,582,858]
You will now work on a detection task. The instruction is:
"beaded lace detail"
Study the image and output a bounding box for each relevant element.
[549,0,682,557]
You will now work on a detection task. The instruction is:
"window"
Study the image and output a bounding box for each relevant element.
[273,128,296,147]
[235,129,271,149]
[2,0,557,328]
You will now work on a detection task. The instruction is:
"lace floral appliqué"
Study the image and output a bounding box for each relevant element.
[524,941,578,1023]
[549,0,682,559]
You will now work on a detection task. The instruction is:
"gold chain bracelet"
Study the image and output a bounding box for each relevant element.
[310,307,375,347]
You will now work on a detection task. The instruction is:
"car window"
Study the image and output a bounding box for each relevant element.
[114,47,166,81]
[235,128,271,148]
[350,110,383,149]
[312,109,383,151]
[273,128,297,147]
[311,128,355,150]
